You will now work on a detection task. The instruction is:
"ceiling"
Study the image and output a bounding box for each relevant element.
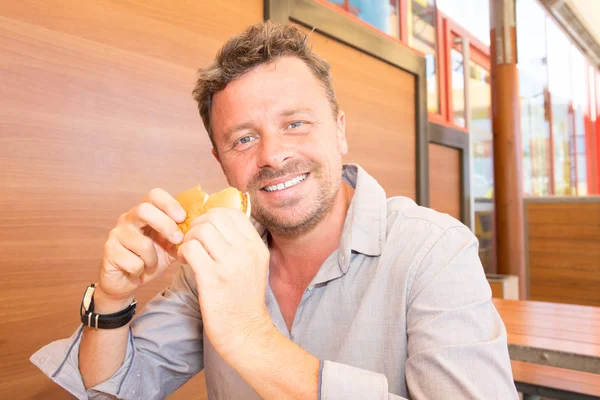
[538,0,600,67]
[565,0,600,45]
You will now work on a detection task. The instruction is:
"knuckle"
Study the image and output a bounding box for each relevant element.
[195,223,212,238]
[125,253,145,271]
[136,202,154,220]
[133,256,146,271]
[102,238,114,255]
[148,187,164,201]
[116,212,128,225]
[139,236,155,254]
[178,241,191,259]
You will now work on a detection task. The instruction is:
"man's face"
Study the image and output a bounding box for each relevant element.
[210,56,348,237]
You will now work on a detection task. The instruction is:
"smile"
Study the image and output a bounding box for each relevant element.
[262,173,308,192]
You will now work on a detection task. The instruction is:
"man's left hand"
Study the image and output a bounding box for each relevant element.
[177,207,273,362]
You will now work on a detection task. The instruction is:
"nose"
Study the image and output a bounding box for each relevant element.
[256,132,293,170]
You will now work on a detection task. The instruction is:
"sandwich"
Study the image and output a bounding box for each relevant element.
[175,184,251,235]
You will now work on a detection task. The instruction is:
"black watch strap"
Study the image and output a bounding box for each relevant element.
[80,283,137,329]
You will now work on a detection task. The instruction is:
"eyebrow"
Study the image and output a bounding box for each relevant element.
[222,122,254,144]
[222,108,316,143]
[279,108,315,118]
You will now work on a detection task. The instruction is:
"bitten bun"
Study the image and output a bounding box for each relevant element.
[175,185,251,234]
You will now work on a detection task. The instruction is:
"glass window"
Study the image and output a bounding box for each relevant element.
[517,0,551,196]
[450,46,465,126]
[571,45,588,195]
[408,0,439,114]
[437,0,490,45]
[547,18,574,195]
[450,37,494,271]
[470,61,493,196]
[328,0,401,39]
[470,61,493,273]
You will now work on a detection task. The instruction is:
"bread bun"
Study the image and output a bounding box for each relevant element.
[175,185,251,234]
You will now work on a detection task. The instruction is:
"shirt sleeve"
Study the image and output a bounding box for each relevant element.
[30,263,204,400]
[318,226,518,400]
[404,226,519,399]
[319,360,406,400]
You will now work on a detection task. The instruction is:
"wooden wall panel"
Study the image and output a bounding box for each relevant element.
[428,143,461,220]
[0,3,420,399]
[0,1,262,399]
[299,27,417,199]
[526,200,600,307]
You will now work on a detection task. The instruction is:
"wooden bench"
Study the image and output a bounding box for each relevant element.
[494,299,600,399]
[512,360,600,400]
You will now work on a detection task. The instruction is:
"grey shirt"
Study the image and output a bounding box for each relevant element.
[31,164,519,399]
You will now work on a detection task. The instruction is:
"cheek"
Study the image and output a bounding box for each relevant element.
[221,154,257,190]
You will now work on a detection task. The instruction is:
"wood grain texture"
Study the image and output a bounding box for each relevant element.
[0,2,423,399]
[496,299,600,395]
[428,143,461,220]
[494,299,600,358]
[511,360,600,397]
[299,27,417,199]
[526,200,600,307]
[0,1,263,399]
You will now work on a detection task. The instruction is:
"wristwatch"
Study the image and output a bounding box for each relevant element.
[80,283,137,329]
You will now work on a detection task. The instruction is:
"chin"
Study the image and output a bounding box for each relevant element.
[256,204,329,238]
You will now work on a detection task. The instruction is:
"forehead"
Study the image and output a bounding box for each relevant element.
[211,56,328,128]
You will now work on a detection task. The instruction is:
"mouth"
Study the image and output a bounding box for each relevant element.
[261,173,309,192]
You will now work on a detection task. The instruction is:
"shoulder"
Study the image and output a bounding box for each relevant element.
[381,196,476,267]
[382,198,483,300]
[385,196,467,236]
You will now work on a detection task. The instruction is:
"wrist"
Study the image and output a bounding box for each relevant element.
[93,286,135,314]
[222,312,279,364]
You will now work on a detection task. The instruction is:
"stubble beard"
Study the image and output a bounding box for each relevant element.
[248,159,341,239]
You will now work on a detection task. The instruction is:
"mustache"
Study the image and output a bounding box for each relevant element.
[248,159,318,191]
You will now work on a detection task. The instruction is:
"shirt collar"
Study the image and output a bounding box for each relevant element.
[259,163,388,284]
[308,164,388,286]
[337,164,387,268]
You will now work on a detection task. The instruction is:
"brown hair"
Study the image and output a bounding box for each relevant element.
[192,20,339,148]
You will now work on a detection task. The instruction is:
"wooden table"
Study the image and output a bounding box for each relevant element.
[493,299,600,399]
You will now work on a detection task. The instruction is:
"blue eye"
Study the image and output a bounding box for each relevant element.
[236,136,255,146]
[288,121,304,129]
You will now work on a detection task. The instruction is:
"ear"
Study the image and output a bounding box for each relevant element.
[211,147,226,174]
[335,110,348,156]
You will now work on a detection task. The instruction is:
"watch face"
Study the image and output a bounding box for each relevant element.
[82,285,95,313]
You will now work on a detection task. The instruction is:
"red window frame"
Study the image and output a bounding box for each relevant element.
[440,14,490,131]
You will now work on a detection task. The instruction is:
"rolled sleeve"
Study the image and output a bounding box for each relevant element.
[30,263,204,400]
[319,360,405,400]
[30,325,136,399]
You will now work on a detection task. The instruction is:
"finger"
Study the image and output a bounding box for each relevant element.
[221,208,262,241]
[104,238,146,278]
[116,225,159,270]
[127,202,184,245]
[184,222,230,261]
[144,188,187,223]
[189,209,238,244]
[178,239,213,275]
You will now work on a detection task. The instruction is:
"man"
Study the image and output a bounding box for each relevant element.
[31,21,518,399]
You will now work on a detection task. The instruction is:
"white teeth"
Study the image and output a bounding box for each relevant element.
[263,174,308,192]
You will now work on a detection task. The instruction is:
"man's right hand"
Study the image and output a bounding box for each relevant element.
[96,188,186,313]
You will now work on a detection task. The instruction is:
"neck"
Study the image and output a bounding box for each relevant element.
[268,182,354,289]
